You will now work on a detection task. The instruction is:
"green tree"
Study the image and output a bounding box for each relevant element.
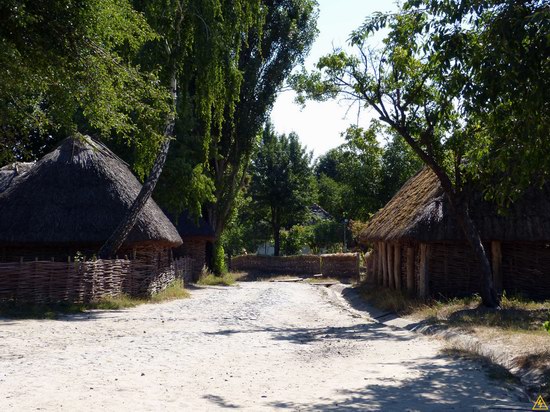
[155,0,318,271]
[379,133,423,205]
[315,124,420,222]
[0,0,167,163]
[100,0,263,257]
[292,0,549,307]
[281,225,313,255]
[249,124,316,256]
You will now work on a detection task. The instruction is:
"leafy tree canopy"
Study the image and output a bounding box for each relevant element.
[249,123,316,256]
[290,0,550,307]
[0,0,168,165]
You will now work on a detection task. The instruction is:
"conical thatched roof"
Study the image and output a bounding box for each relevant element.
[0,162,35,193]
[0,136,182,248]
[359,167,550,244]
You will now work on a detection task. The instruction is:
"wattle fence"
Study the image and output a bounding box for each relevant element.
[0,257,193,304]
[230,253,360,278]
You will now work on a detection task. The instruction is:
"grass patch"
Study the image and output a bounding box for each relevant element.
[197,273,236,286]
[0,280,190,319]
[149,280,190,302]
[305,277,339,284]
[359,285,550,333]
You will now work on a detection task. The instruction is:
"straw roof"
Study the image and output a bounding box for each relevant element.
[0,136,182,248]
[0,162,35,193]
[359,167,550,244]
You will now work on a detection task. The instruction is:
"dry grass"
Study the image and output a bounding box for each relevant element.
[359,285,550,333]
[0,280,190,319]
[359,285,429,315]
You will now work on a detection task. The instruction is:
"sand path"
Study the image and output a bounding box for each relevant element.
[0,282,528,410]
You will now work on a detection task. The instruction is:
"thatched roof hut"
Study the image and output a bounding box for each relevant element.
[360,168,550,299]
[0,162,35,193]
[0,135,182,260]
[360,168,550,244]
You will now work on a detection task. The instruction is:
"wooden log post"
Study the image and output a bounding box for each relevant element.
[371,248,377,284]
[406,246,415,294]
[491,240,503,293]
[419,243,430,299]
[387,243,395,289]
[394,243,401,290]
[378,242,384,285]
[381,242,388,287]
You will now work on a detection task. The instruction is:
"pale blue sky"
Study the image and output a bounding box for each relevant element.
[270,0,398,157]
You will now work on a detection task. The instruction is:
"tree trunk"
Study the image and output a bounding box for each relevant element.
[99,72,177,259]
[452,201,499,308]
[273,225,281,257]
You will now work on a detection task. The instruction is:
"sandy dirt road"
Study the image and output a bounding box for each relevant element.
[0,282,529,411]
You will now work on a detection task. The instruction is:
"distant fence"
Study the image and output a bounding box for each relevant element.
[0,257,193,304]
[230,253,360,278]
[319,253,360,278]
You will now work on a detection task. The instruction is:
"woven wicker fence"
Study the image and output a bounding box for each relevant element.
[231,255,321,275]
[0,257,193,304]
[230,253,360,278]
[320,253,360,278]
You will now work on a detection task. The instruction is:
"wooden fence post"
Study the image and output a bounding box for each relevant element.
[394,243,401,290]
[406,246,415,294]
[491,240,503,293]
[419,243,430,298]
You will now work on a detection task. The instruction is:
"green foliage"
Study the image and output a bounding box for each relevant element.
[293,0,550,208]
[311,220,343,252]
[0,0,169,164]
[221,191,271,256]
[315,124,421,221]
[544,321,550,335]
[379,132,424,204]
[212,242,227,275]
[281,225,313,255]
[249,122,317,255]
[155,0,317,223]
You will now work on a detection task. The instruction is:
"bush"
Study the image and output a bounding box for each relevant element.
[212,242,227,275]
[311,220,343,252]
[281,225,313,255]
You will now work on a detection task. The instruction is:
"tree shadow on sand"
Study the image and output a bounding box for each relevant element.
[267,353,529,411]
[205,321,419,345]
